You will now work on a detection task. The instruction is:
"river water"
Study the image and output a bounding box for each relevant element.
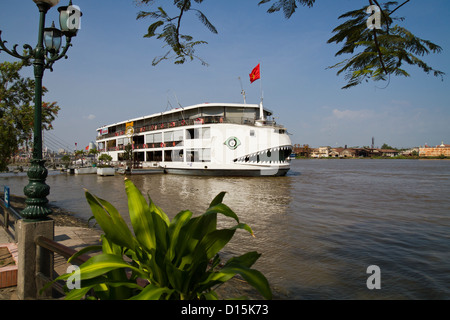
[2,159,449,299]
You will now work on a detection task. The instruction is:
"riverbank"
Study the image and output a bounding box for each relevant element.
[1,194,278,300]
[294,156,450,160]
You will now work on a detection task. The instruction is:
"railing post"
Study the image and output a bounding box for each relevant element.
[17,218,54,300]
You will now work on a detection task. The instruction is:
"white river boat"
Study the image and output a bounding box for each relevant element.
[96,102,292,176]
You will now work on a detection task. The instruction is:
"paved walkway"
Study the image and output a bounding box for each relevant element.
[0,224,102,300]
[0,226,13,244]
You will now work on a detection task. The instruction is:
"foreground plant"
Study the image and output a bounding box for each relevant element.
[48,178,271,300]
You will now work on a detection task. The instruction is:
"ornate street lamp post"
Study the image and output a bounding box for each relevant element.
[0,0,82,220]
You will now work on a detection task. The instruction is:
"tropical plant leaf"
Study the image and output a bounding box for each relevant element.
[57,254,146,282]
[85,189,136,250]
[129,283,174,300]
[167,210,193,261]
[194,229,236,261]
[125,178,157,252]
[219,265,272,300]
[209,191,227,207]
[64,286,94,300]
[67,245,102,264]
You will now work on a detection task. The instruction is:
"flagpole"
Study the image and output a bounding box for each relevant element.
[259,62,265,121]
[260,62,263,102]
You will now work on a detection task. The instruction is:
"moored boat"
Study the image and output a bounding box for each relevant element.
[96,102,292,176]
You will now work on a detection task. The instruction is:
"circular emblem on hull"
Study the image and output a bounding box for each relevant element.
[224,137,241,150]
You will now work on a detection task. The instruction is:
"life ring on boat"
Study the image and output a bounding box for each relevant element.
[181,120,186,126]
[160,143,165,148]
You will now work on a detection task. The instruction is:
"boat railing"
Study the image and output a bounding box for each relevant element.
[97,116,266,141]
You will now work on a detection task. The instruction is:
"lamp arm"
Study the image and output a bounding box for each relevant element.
[44,36,72,71]
[0,31,34,65]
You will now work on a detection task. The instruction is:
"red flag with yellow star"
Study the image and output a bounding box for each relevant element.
[249,64,260,83]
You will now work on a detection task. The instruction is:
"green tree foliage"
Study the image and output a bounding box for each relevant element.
[381,143,395,150]
[258,0,316,18]
[135,0,444,88]
[98,153,113,163]
[0,61,60,171]
[326,1,444,89]
[136,0,218,66]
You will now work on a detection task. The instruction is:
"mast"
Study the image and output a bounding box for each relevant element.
[238,77,247,104]
[259,97,265,121]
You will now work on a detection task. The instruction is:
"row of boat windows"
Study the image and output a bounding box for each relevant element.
[120,149,211,163]
[100,128,211,150]
[145,128,210,143]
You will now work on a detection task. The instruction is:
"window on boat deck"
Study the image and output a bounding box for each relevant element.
[173,130,183,141]
[225,107,257,124]
[147,151,162,162]
[164,149,184,162]
[202,107,224,123]
[164,131,173,142]
[153,133,162,143]
[186,127,210,139]
[106,140,116,149]
[133,135,144,145]
[186,148,211,162]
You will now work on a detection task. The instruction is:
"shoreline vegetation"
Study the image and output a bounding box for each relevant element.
[2,194,285,300]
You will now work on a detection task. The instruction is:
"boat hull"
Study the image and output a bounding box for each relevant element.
[164,167,289,177]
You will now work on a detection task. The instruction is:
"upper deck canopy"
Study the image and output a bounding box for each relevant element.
[96,103,273,131]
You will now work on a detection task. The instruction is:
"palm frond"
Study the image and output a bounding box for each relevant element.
[327,4,444,89]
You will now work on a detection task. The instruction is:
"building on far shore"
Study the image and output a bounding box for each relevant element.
[419,142,450,157]
[308,147,399,158]
[292,142,449,158]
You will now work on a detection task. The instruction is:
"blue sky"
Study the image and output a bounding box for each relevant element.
[1,0,449,150]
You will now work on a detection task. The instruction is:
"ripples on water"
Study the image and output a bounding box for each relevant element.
[1,159,449,299]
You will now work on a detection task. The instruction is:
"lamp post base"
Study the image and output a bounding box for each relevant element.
[22,159,52,220]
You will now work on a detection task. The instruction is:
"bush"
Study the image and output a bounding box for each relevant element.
[47,179,272,300]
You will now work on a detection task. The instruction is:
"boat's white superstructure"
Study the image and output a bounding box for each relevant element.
[96,103,292,176]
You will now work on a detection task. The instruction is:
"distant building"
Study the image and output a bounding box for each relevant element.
[419,142,450,157]
[376,149,400,157]
[318,146,331,157]
[401,148,419,156]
